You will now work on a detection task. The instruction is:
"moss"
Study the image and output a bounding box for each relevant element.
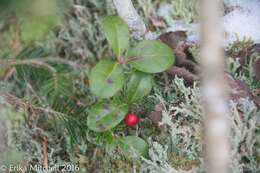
[169,153,200,170]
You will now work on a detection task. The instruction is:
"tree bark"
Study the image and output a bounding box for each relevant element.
[200,0,230,173]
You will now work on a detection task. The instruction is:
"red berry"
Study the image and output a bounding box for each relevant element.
[124,113,139,126]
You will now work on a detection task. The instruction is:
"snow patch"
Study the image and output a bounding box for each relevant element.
[158,0,260,46]
[222,0,260,45]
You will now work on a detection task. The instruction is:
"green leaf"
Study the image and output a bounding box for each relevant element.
[117,136,148,158]
[129,40,174,73]
[87,102,128,132]
[126,71,153,103]
[89,60,125,98]
[102,16,129,57]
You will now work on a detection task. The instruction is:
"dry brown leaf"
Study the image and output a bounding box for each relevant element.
[159,31,200,84]
[167,66,199,83]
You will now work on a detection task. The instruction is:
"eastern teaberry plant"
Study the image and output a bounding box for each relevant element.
[86,16,175,157]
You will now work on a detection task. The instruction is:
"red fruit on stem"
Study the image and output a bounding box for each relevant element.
[124,113,139,126]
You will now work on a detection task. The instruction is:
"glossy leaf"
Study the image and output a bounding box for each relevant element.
[102,16,129,57]
[89,60,125,98]
[87,102,128,132]
[126,71,153,103]
[129,40,174,73]
[118,136,148,158]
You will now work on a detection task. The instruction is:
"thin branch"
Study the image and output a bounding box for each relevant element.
[1,59,57,73]
[43,137,48,169]
[1,57,80,69]
[1,93,65,118]
[200,0,230,173]
[39,57,81,69]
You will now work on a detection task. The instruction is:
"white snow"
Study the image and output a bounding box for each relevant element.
[158,0,260,46]
[157,2,172,18]
[222,0,260,45]
[165,22,199,43]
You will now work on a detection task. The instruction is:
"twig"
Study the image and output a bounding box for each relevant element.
[43,137,48,169]
[1,57,81,70]
[1,59,57,73]
[200,0,230,172]
[1,93,65,118]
